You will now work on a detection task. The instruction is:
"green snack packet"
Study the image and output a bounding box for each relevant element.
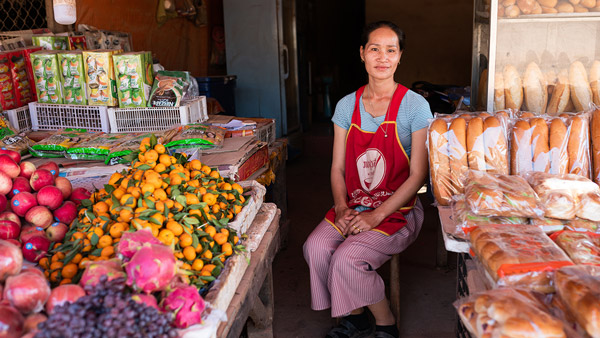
[165,124,225,150]
[113,52,151,108]
[30,51,63,104]
[29,128,97,158]
[66,133,131,161]
[57,51,86,105]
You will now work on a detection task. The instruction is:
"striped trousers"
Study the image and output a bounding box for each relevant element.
[303,199,424,318]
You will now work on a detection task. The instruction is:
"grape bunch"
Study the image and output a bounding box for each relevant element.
[35,276,178,338]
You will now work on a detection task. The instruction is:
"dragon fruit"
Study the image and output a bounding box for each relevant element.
[79,259,126,290]
[131,294,160,311]
[117,228,162,260]
[125,243,177,294]
[161,284,205,328]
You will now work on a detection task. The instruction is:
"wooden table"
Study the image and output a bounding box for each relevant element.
[217,207,282,338]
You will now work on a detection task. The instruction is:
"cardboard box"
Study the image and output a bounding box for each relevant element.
[206,115,276,144]
[201,136,269,181]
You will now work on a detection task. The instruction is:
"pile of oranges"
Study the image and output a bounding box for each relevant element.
[42,135,247,289]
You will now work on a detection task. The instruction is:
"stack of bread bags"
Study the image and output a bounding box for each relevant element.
[427,111,509,206]
[495,60,600,115]
[498,0,600,18]
[551,230,600,265]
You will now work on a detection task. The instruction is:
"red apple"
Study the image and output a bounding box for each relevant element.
[9,177,31,199]
[0,154,20,178]
[5,238,20,247]
[0,211,21,227]
[0,171,13,196]
[19,226,46,243]
[18,161,36,179]
[29,169,54,191]
[37,162,59,179]
[25,206,53,229]
[53,177,72,200]
[53,201,77,225]
[21,235,50,262]
[0,148,20,164]
[36,186,63,210]
[0,194,6,213]
[10,192,38,217]
[0,219,20,240]
[45,222,68,242]
[69,187,91,206]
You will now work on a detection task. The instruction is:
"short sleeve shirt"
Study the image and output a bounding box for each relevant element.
[331,88,433,158]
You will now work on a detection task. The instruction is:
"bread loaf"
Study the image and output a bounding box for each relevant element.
[429,119,452,205]
[590,60,600,105]
[504,65,523,110]
[538,0,558,6]
[574,4,590,11]
[477,69,488,111]
[592,109,600,183]
[449,118,468,194]
[549,118,569,175]
[569,61,593,111]
[467,117,486,171]
[517,0,536,13]
[542,6,559,13]
[557,1,576,12]
[519,111,536,118]
[498,5,506,17]
[510,120,533,174]
[531,2,543,13]
[484,116,508,174]
[494,72,505,111]
[570,0,582,4]
[576,192,600,221]
[531,118,551,172]
[523,62,548,114]
[547,81,570,116]
[568,115,591,178]
[555,266,600,338]
[581,0,596,7]
[502,0,516,5]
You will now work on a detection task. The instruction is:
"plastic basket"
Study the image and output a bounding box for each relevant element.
[3,105,32,132]
[28,102,110,132]
[107,96,208,133]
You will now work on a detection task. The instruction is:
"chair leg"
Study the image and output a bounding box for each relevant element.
[389,253,401,329]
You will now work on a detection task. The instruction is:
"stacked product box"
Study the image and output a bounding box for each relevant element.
[58,51,87,105]
[0,53,16,110]
[83,50,120,106]
[113,52,153,108]
[32,35,70,51]
[9,47,43,106]
[30,51,63,104]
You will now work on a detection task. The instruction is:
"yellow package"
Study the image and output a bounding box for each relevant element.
[83,49,121,106]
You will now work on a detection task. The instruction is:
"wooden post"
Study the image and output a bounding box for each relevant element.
[45,0,56,32]
[390,254,401,330]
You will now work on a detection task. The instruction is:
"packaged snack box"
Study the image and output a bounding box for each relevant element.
[83,50,120,106]
[7,47,42,107]
[0,52,16,110]
[113,52,153,108]
[30,51,63,104]
[58,51,87,105]
[32,35,70,51]
[68,35,87,50]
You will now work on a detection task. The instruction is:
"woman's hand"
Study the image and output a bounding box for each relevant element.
[345,209,385,236]
[335,206,358,235]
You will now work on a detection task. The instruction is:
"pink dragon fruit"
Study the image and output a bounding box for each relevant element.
[117,228,162,260]
[125,243,177,294]
[161,284,205,328]
[131,294,160,311]
[79,259,126,290]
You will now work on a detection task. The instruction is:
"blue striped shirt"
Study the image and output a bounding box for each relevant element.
[331,89,433,158]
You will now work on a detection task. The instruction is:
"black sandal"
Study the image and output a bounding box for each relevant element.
[325,318,373,338]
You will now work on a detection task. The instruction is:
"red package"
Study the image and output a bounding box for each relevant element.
[7,47,41,106]
[69,36,87,50]
[20,47,42,101]
[0,53,16,110]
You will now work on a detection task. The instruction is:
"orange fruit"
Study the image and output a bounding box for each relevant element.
[159,154,172,166]
[201,165,211,175]
[220,228,230,237]
[51,252,65,262]
[209,170,220,179]
[202,264,216,273]
[212,204,220,214]
[234,205,242,214]
[82,239,92,252]
[166,221,184,236]
[181,263,192,270]
[179,233,193,247]
[233,235,239,244]
[50,271,59,283]
[78,257,91,269]
[71,253,83,264]
[202,250,213,260]
[154,163,167,173]
[50,261,64,271]
[183,246,197,261]
[192,259,204,271]
[202,193,217,206]
[109,222,126,238]
[119,209,133,222]
[93,201,109,214]
[141,183,155,195]
[169,174,183,186]
[101,246,115,258]
[205,225,217,238]
[120,194,136,208]
[153,188,167,201]
[213,233,227,245]
[232,183,243,194]
[59,278,72,286]
[154,144,166,154]
[61,263,78,279]
[39,257,50,269]
[133,169,144,181]
[189,159,203,170]
[174,251,184,259]
[108,172,122,186]
[222,242,233,256]
[185,193,200,205]
[97,235,113,249]
[158,229,174,245]
[112,187,126,200]
[145,149,159,163]
[127,186,142,199]
[120,178,130,190]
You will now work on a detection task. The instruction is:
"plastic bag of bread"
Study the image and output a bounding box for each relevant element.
[530,217,565,233]
[464,170,543,218]
[564,218,600,233]
[0,133,33,154]
[566,114,591,178]
[554,265,600,338]
[524,171,600,221]
[65,133,132,161]
[455,287,575,338]
[470,224,573,293]
[591,108,600,184]
[452,195,528,238]
[551,230,600,265]
[29,129,101,158]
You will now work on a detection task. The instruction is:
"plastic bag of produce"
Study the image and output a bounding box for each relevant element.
[66,133,131,161]
[29,129,99,158]
[165,124,225,151]
[0,133,34,154]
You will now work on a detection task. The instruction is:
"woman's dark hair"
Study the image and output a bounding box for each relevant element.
[361,21,405,51]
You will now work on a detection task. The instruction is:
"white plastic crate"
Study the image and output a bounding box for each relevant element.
[28,102,110,132]
[3,105,32,132]
[107,96,208,133]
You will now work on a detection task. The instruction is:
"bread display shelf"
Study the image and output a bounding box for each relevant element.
[499,12,600,23]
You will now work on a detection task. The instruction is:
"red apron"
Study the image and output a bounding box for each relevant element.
[325,84,416,236]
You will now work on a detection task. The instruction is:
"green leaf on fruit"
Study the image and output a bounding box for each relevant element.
[104,184,115,194]
[81,199,92,207]
[91,248,102,256]
[175,195,187,207]
[90,233,99,246]
[199,276,215,282]
[150,134,157,147]
[137,164,151,171]
[192,233,199,248]
[144,198,155,209]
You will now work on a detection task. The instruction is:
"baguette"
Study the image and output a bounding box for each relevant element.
[581,0,596,7]
[531,118,550,172]
[494,72,505,111]
[542,5,559,13]
[449,118,468,194]
[484,116,508,174]
[545,70,557,96]
[570,0,581,4]
[549,118,569,175]
[517,0,536,13]
[569,61,593,111]
[505,4,522,17]
[592,109,600,183]
[510,120,533,175]
[568,116,591,178]
[538,0,558,6]
[429,119,452,205]
[467,117,487,171]
[531,2,543,13]
[557,1,576,12]
[590,60,600,105]
[523,62,548,114]
[504,65,523,110]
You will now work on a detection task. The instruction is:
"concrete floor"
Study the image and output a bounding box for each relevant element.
[271,123,458,338]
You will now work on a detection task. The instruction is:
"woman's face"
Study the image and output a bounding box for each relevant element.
[360,27,402,81]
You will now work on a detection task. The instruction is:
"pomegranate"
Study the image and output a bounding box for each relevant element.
[45,284,85,314]
[21,236,50,263]
[0,304,24,338]
[0,220,20,240]
[3,271,51,314]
